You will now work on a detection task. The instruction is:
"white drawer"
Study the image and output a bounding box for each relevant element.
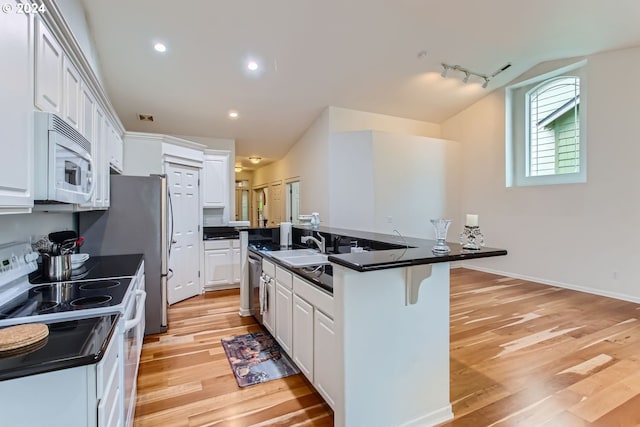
[204,240,230,250]
[231,239,240,248]
[275,266,292,289]
[262,259,275,277]
[293,275,334,319]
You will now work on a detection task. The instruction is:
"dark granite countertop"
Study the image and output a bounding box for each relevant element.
[296,225,507,272]
[249,225,506,291]
[0,314,118,381]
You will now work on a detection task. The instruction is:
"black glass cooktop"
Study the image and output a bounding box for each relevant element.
[0,314,118,381]
[29,254,143,284]
[0,278,131,321]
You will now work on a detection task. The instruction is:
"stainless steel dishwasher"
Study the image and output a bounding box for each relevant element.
[248,251,263,324]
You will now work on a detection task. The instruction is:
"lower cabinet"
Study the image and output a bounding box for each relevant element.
[313,309,338,409]
[204,239,240,290]
[262,259,338,410]
[292,294,314,381]
[274,266,293,355]
[292,275,337,409]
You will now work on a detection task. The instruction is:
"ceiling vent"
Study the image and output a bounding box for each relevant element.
[138,113,155,122]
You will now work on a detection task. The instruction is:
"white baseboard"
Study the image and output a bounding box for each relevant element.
[204,283,240,292]
[461,263,640,304]
[398,404,453,427]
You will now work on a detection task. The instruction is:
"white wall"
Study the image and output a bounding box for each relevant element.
[176,134,236,221]
[253,107,331,224]
[442,46,640,302]
[253,106,441,227]
[56,0,103,84]
[329,106,442,138]
[330,131,460,239]
[0,212,74,244]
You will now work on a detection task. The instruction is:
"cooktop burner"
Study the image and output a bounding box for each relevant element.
[0,276,131,323]
[78,280,120,291]
[71,295,112,307]
[37,301,60,313]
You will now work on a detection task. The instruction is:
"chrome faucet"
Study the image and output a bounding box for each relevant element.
[301,232,326,253]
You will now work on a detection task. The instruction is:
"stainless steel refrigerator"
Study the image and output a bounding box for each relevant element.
[78,174,171,334]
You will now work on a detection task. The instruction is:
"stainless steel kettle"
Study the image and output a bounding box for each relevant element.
[42,253,71,281]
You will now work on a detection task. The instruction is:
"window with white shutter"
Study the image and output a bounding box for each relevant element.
[506,61,586,187]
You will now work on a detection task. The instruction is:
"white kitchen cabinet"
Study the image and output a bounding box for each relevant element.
[80,82,95,140]
[232,241,241,283]
[275,283,293,356]
[34,16,63,115]
[62,54,82,131]
[77,85,104,210]
[293,294,314,381]
[0,1,33,214]
[204,239,240,290]
[274,266,293,355]
[202,152,229,208]
[108,121,124,173]
[96,106,110,208]
[205,247,232,287]
[314,309,337,409]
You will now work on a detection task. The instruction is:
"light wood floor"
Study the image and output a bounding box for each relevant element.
[134,268,640,427]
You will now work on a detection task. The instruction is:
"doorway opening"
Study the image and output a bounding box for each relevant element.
[285,181,300,224]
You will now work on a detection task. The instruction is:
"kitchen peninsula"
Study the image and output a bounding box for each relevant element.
[249,225,507,427]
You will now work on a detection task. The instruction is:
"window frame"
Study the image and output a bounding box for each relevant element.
[506,60,587,187]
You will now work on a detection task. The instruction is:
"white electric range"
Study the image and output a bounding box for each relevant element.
[0,241,146,427]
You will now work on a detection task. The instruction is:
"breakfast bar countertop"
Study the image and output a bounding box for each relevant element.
[293,225,507,272]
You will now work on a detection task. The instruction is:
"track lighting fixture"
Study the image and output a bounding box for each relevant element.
[440,64,449,78]
[439,62,511,89]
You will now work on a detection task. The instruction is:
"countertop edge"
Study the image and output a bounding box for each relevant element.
[0,314,119,382]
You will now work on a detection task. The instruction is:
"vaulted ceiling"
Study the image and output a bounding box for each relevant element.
[80,0,640,168]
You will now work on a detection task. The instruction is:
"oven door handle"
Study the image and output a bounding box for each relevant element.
[124,290,147,332]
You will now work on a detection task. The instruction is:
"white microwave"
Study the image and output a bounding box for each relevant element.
[34,112,94,204]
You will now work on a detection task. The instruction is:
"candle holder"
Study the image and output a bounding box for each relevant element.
[460,225,484,250]
[430,219,452,254]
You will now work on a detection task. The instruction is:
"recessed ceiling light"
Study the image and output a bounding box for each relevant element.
[248,156,262,164]
[247,60,259,71]
[228,110,239,119]
[154,42,167,53]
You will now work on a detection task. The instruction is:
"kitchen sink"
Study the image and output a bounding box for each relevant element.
[279,254,329,267]
[267,249,318,258]
[267,249,329,267]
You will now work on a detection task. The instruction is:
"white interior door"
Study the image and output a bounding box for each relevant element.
[167,163,201,304]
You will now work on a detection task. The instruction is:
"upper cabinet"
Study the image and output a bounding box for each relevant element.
[0,0,34,213]
[28,10,125,212]
[34,16,62,116]
[202,152,229,208]
[62,54,81,131]
[108,122,123,174]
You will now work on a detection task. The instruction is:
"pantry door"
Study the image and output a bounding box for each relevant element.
[166,163,201,304]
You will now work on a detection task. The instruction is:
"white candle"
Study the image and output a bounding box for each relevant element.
[466,214,478,227]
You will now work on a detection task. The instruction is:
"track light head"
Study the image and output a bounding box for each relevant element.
[440,64,448,78]
[463,72,470,84]
[482,78,489,89]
